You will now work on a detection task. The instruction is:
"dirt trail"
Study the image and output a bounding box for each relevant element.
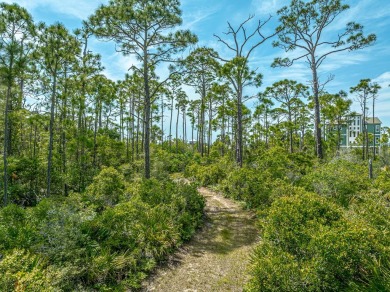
[142,187,259,291]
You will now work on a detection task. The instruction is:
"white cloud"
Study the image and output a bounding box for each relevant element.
[101,52,141,81]
[373,72,390,88]
[182,7,219,31]
[361,72,390,124]
[328,0,390,31]
[319,51,371,72]
[251,0,284,16]
[3,0,107,20]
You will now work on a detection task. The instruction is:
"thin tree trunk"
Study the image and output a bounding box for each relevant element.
[200,82,206,156]
[169,97,173,150]
[161,97,164,145]
[373,98,376,159]
[221,100,226,156]
[143,49,151,178]
[182,109,185,144]
[236,88,243,167]
[136,105,140,159]
[3,84,12,206]
[288,107,293,153]
[363,101,366,160]
[311,57,323,159]
[208,100,212,155]
[191,121,194,152]
[47,69,58,197]
[61,78,68,196]
[93,105,98,168]
[176,105,179,152]
[131,97,135,162]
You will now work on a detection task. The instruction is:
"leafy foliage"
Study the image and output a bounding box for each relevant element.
[301,159,371,207]
[185,158,229,186]
[221,148,313,208]
[0,169,205,290]
[246,193,390,291]
[0,1,387,291]
[84,166,125,209]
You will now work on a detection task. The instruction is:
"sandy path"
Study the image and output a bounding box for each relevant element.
[141,187,259,291]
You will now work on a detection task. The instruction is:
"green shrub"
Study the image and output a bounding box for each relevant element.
[0,197,97,290]
[185,162,227,186]
[1,156,46,206]
[0,204,37,250]
[221,167,273,208]
[30,198,96,264]
[0,173,205,290]
[301,159,371,207]
[260,193,342,257]
[247,193,389,291]
[350,190,390,234]
[86,179,205,288]
[245,243,305,292]
[374,166,390,194]
[0,249,55,292]
[153,148,193,174]
[84,167,125,209]
[127,178,205,240]
[170,182,205,240]
[254,147,314,181]
[221,166,306,209]
[218,148,313,209]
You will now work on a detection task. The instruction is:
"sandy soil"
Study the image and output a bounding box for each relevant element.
[141,187,259,292]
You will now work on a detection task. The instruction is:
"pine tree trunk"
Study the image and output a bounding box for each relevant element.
[47,68,58,197]
[236,88,243,167]
[143,50,151,179]
[311,57,323,159]
[169,97,173,150]
[3,84,12,206]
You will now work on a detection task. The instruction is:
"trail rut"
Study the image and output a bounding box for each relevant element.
[141,187,259,291]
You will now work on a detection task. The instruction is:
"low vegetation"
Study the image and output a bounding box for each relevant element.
[1,0,389,290]
[0,167,205,290]
[184,146,390,291]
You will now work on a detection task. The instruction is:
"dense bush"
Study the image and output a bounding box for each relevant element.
[0,168,205,290]
[220,167,273,208]
[0,249,55,291]
[84,166,125,209]
[301,158,371,207]
[220,148,312,209]
[374,166,390,194]
[152,149,193,177]
[246,193,389,291]
[185,160,229,186]
[0,156,46,206]
[254,147,314,180]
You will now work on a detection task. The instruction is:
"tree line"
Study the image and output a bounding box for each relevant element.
[0,0,379,206]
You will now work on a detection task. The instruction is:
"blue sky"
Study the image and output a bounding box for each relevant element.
[6,0,390,126]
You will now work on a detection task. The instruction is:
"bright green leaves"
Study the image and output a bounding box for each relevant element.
[262,193,342,256]
[1,3,36,206]
[220,57,262,90]
[0,168,205,290]
[89,0,197,178]
[247,192,389,291]
[350,78,381,98]
[89,0,197,65]
[35,23,80,75]
[181,47,219,89]
[0,3,35,82]
[85,167,125,209]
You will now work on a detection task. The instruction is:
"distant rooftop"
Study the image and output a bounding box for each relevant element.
[366,117,382,124]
